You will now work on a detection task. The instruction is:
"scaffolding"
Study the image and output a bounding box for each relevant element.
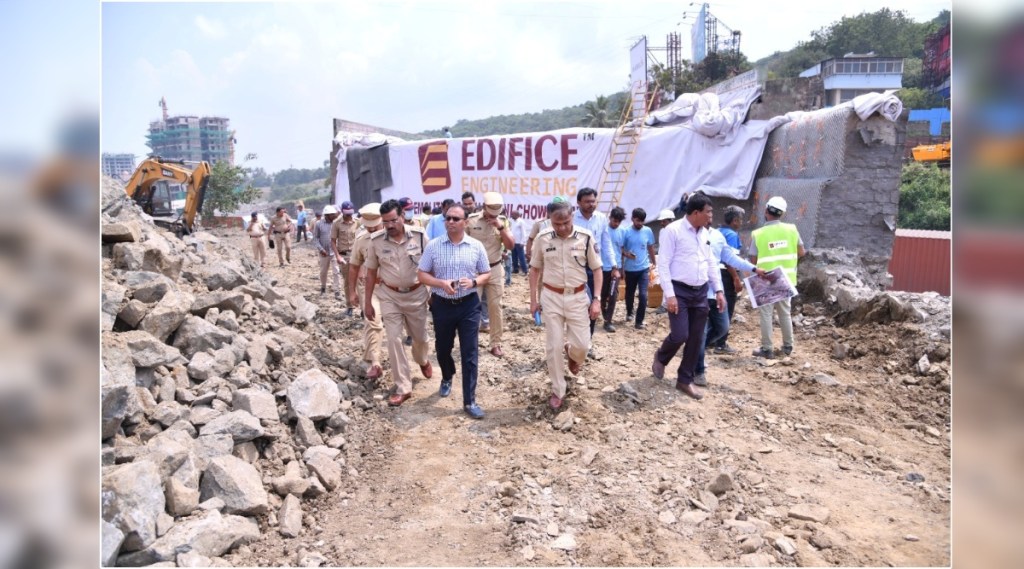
[146,99,233,164]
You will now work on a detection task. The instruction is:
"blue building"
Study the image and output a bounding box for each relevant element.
[800,53,904,107]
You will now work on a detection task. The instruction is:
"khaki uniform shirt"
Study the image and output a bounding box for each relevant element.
[247,221,266,238]
[529,219,552,242]
[269,214,294,234]
[466,212,510,264]
[331,217,358,253]
[350,228,373,268]
[530,227,602,289]
[364,226,427,289]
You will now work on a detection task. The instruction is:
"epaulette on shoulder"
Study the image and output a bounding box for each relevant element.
[538,226,556,237]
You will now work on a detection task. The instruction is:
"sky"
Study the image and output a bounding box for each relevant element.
[100,0,950,173]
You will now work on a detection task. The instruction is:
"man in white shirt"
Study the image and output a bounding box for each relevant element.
[651,193,724,401]
[509,210,528,276]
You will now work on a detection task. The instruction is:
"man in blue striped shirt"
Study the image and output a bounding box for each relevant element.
[573,188,619,343]
[417,205,492,419]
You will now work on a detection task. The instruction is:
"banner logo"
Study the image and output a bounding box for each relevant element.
[418,140,451,194]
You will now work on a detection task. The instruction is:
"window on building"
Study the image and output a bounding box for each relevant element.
[839,89,860,103]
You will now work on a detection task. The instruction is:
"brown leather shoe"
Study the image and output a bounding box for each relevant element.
[675,382,704,400]
[419,362,433,379]
[490,345,504,357]
[366,364,382,380]
[564,345,581,375]
[387,392,411,406]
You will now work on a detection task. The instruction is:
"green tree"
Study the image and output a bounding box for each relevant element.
[898,162,950,230]
[813,8,928,59]
[581,95,616,127]
[203,160,261,217]
[898,87,940,109]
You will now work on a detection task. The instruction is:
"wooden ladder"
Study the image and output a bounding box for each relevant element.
[595,80,660,213]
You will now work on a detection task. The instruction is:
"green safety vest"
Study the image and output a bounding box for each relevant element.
[752,222,800,285]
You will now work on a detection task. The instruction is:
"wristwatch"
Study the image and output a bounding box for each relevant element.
[472,279,478,288]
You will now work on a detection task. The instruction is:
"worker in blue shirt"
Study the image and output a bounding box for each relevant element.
[295,202,308,242]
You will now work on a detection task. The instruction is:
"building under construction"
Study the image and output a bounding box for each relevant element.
[145,97,235,164]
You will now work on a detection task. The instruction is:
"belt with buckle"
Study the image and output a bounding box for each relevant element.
[671,280,706,291]
[339,250,351,255]
[381,281,422,293]
[431,293,474,305]
[543,283,586,295]
[489,259,502,267]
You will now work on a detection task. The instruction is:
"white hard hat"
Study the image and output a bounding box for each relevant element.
[766,196,787,213]
[657,209,675,221]
[322,205,338,215]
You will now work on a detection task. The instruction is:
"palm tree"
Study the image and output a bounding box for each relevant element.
[581,95,615,128]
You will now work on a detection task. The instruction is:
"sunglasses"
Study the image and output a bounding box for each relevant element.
[445,216,464,222]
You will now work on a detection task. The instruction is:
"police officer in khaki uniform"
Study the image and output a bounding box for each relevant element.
[466,191,515,357]
[348,203,384,380]
[332,200,359,312]
[364,199,433,406]
[525,196,568,265]
[269,206,295,266]
[529,200,603,410]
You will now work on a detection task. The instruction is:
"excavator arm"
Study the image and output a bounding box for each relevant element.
[181,160,211,234]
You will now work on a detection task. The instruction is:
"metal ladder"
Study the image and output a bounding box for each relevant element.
[595,80,660,212]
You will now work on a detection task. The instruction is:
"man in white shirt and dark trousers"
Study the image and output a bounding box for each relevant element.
[651,193,724,401]
[509,210,528,276]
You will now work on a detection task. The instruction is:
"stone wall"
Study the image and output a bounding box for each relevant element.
[700,105,907,262]
[747,77,824,121]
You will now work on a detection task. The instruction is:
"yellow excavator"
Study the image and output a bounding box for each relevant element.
[124,157,211,235]
[911,140,951,167]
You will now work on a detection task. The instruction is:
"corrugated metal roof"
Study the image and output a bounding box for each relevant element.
[889,232,951,295]
[894,228,951,240]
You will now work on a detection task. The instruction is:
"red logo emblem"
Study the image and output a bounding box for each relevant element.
[418,140,451,193]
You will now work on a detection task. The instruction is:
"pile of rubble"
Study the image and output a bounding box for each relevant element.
[798,247,950,338]
[100,177,368,566]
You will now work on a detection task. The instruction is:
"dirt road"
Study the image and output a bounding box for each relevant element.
[227,230,950,567]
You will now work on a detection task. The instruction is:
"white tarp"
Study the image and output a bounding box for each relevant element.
[333,122,784,223]
[850,89,903,122]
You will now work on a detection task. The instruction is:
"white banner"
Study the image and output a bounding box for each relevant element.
[335,123,778,223]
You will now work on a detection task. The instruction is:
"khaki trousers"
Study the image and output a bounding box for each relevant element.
[482,262,504,347]
[318,254,341,292]
[363,292,383,367]
[339,255,353,308]
[378,286,430,395]
[759,297,794,351]
[250,237,266,266]
[541,287,591,399]
[273,233,291,264]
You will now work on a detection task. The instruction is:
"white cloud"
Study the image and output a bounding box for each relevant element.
[255,25,303,63]
[221,51,250,76]
[195,15,226,39]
